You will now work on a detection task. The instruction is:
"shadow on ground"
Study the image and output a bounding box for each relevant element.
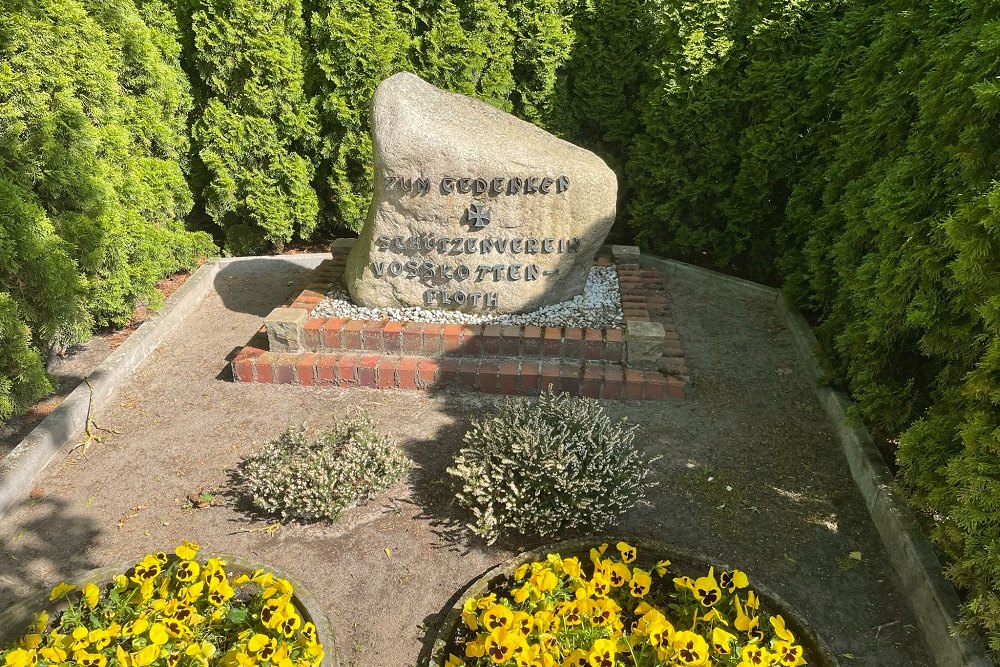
[0,496,100,606]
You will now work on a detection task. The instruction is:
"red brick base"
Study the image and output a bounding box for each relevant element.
[232,243,688,400]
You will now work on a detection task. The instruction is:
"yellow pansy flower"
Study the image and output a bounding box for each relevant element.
[587,638,616,667]
[615,542,637,563]
[148,623,170,646]
[606,563,631,588]
[279,612,302,638]
[770,615,795,643]
[719,569,749,592]
[654,559,671,576]
[445,654,465,667]
[122,618,149,636]
[301,621,319,645]
[562,557,583,579]
[530,568,558,593]
[207,580,236,607]
[692,568,722,607]
[76,652,106,667]
[465,636,486,659]
[3,649,33,667]
[175,560,200,583]
[557,600,583,626]
[738,644,772,667]
[590,572,611,597]
[82,582,100,608]
[18,636,40,651]
[563,649,588,667]
[481,604,514,632]
[48,582,76,601]
[174,541,200,560]
[512,583,536,604]
[672,631,709,665]
[646,618,674,648]
[39,647,66,664]
[589,543,609,567]
[484,627,523,664]
[590,598,620,627]
[628,568,651,598]
[462,599,480,630]
[70,627,90,651]
[533,610,560,634]
[512,611,534,637]
[773,641,806,666]
[712,627,738,655]
[88,628,111,650]
[260,599,284,627]
[131,646,159,667]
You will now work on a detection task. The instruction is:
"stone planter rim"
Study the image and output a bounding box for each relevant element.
[427,536,839,667]
[0,552,337,667]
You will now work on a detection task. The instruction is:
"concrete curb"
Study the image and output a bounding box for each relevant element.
[0,259,222,518]
[777,295,994,667]
[646,256,991,665]
[640,255,780,303]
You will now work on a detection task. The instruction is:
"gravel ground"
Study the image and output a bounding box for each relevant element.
[0,254,931,666]
[313,266,623,328]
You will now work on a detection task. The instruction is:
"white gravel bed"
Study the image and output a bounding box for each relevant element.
[312,266,623,328]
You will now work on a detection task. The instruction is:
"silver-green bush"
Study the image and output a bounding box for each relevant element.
[447,389,653,543]
[233,414,409,522]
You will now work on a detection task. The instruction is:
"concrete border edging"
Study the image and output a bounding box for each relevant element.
[0,259,222,518]
[777,294,994,667]
[640,255,780,303]
[641,255,991,665]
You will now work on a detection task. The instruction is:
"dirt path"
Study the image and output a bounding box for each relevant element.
[0,255,931,666]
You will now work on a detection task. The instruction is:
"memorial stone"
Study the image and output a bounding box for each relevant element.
[344,72,618,314]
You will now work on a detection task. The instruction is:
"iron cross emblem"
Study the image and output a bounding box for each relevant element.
[467,202,491,228]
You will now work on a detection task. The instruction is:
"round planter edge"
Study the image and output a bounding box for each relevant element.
[428,536,839,667]
[0,553,338,667]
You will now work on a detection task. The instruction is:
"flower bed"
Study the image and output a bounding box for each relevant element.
[0,543,336,667]
[431,538,837,667]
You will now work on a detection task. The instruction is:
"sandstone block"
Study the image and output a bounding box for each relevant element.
[265,307,308,352]
[625,320,665,370]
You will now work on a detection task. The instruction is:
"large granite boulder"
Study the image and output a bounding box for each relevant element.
[344,72,617,313]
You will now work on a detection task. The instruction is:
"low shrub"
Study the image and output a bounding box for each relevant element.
[448,388,653,544]
[232,414,410,522]
[0,541,326,667]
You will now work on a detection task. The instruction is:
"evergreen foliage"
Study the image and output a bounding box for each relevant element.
[615,0,1000,651]
[189,0,319,254]
[0,0,214,419]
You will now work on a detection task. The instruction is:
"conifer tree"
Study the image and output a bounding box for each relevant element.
[310,0,410,232]
[190,0,319,254]
[0,0,213,417]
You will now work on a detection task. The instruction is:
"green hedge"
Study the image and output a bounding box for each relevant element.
[0,0,215,418]
[619,0,1000,652]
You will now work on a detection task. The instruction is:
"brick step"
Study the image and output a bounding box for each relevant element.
[231,347,682,400]
[295,318,626,362]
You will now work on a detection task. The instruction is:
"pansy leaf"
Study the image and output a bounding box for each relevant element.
[227,608,248,624]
